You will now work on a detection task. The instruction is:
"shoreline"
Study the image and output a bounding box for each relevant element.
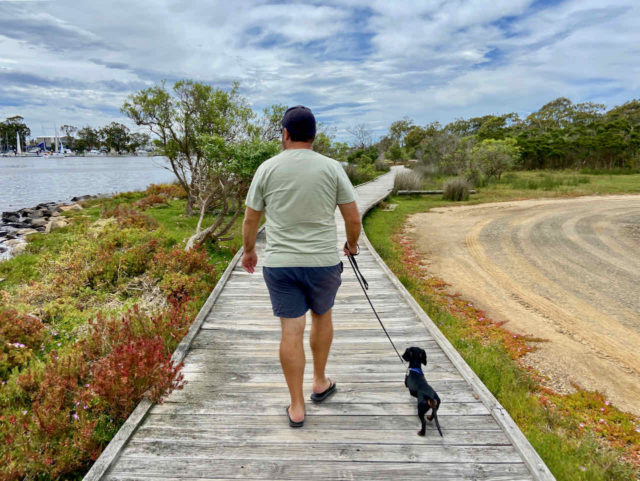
[0,193,110,261]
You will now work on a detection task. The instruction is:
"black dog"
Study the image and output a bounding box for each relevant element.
[403,346,442,436]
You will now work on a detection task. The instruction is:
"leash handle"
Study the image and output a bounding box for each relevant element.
[344,242,368,290]
[344,242,405,367]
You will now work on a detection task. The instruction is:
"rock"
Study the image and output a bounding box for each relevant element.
[5,222,32,229]
[45,219,69,233]
[2,212,19,222]
[20,208,35,216]
[16,228,38,236]
[29,218,48,228]
[3,232,17,240]
[12,243,27,255]
[4,239,25,247]
[59,203,83,212]
[71,195,96,202]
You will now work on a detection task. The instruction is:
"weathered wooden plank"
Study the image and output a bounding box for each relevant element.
[179,360,455,374]
[120,441,522,464]
[167,379,469,392]
[150,401,489,416]
[163,386,478,404]
[106,459,531,481]
[143,413,500,431]
[131,426,508,445]
[181,370,464,383]
[182,349,448,363]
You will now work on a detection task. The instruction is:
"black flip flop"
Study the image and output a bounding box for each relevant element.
[286,405,304,428]
[310,378,337,403]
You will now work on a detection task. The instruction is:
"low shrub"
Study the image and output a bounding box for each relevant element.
[374,159,390,172]
[150,247,217,304]
[343,163,377,185]
[135,193,169,210]
[146,183,187,199]
[393,170,424,193]
[0,302,188,480]
[443,177,471,201]
[101,204,159,230]
[0,309,45,379]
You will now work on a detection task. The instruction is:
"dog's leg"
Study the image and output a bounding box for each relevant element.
[417,400,428,436]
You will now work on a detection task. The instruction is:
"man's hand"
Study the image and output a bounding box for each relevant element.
[343,242,358,256]
[242,249,258,273]
[242,206,263,274]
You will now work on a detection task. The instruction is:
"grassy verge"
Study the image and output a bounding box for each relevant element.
[0,184,243,480]
[364,171,640,481]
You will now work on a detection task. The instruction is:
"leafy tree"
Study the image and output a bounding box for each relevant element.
[75,126,100,153]
[472,138,520,180]
[0,116,30,151]
[386,142,405,163]
[127,132,151,152]
[185,136,279,249]
[388,117,414,147]
[100,122,130,153]
[59,125,77,150]
[254,104,287,141]
[122,80,254,215]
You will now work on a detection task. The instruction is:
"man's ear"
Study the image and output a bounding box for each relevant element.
[420,349,427,366]
[402,348,412,362]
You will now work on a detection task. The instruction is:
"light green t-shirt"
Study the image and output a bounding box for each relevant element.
[245,148,357,267]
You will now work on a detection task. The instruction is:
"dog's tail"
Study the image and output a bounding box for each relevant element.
[433,411,443,437]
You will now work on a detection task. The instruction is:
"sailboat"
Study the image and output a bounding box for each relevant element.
[50,126,65,158]
[16,132,22,156]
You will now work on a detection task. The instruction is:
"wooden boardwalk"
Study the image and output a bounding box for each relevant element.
[86,168,554,480]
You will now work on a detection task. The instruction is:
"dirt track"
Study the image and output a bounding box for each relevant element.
[406,194,640,415]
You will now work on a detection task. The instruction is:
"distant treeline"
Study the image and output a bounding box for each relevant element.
[0,116,151,154]
[373,97,640,171]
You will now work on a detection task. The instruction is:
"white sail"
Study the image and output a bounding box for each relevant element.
[54,127,59,153]
[16,132,22,155]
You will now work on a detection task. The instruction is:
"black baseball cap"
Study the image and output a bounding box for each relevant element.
[281,105,316,141]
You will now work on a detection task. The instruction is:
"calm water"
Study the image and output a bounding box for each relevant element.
[0,156,176,213]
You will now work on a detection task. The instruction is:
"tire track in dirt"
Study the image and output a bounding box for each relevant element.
[406,195,640,414]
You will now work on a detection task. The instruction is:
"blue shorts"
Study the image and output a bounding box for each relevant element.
[262,262,343,318]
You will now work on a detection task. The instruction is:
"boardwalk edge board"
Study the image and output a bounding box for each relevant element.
[82,227,262,481]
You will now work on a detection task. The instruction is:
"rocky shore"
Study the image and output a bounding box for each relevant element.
[0,194,102,261]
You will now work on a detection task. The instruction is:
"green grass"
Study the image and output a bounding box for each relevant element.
[363,173,640,480]
[410,169,640,200]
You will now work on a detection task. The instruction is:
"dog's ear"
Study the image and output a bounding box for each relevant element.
[402,348,412,362]
[420,349,427,366]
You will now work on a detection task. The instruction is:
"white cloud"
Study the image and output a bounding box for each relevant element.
[0,0,638,140]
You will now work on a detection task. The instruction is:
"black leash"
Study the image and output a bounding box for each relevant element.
[344,242,406,367]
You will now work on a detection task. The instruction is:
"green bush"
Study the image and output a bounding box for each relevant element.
[443,177,471,201]
[374,159,390,172]
[343,163,377,185]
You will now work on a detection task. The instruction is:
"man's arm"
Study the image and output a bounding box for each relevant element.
[338,201,361,255]
[241,206,263,273]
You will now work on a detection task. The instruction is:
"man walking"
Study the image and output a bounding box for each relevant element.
[241,105,361,427]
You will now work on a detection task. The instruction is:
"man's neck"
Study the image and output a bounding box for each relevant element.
[284,142,313,150]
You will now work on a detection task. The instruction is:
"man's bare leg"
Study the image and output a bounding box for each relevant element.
[310,308,333,394]
[280,314,306,422]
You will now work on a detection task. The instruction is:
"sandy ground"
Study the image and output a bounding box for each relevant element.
[405,194,640,415]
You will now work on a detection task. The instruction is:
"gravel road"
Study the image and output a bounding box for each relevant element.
[406,194,640,415]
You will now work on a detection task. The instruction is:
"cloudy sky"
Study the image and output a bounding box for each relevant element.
[1,0,638,140]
